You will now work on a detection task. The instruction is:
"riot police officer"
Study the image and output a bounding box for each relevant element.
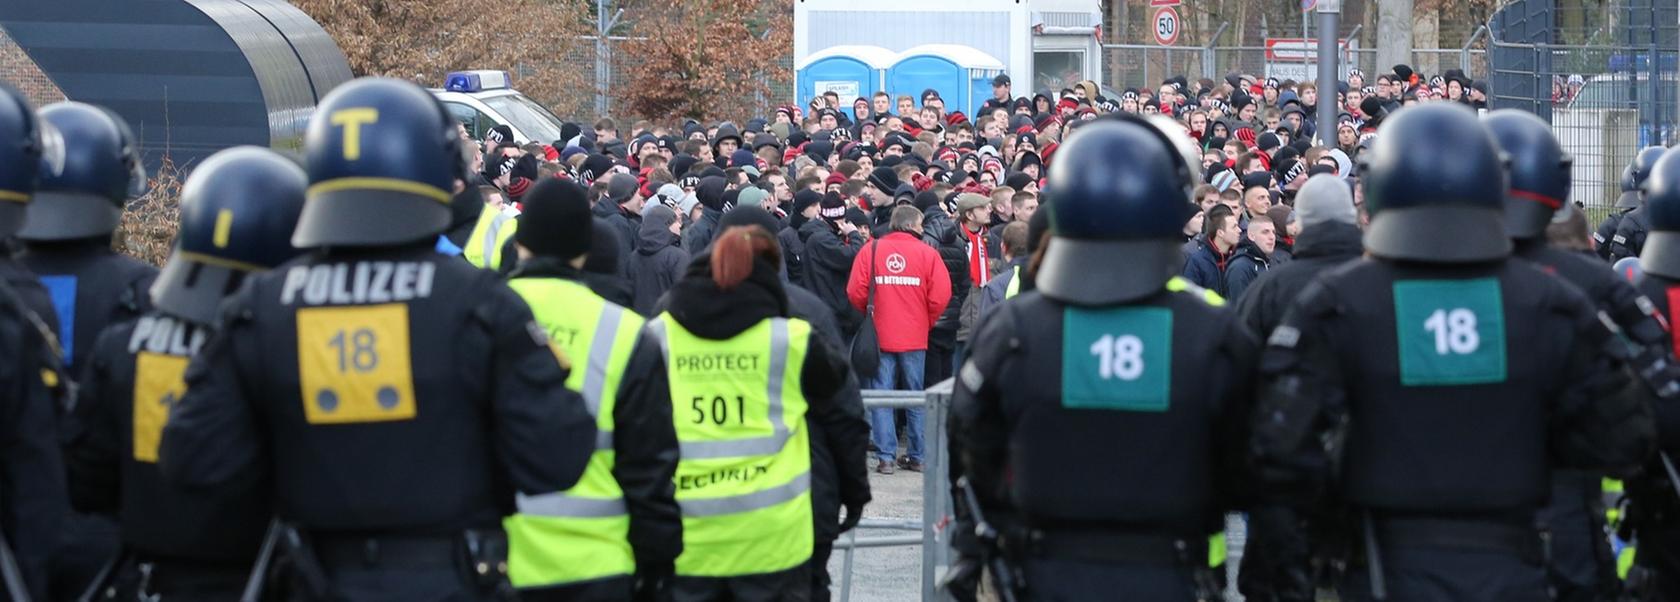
[16,101,156,379]
[1486,109,1677,602]
[66,146,306,601]
[500,177,682,601]
[1624,146,1680,600]
[1610,146,1668,263]
[948,115,1258,601]
[1250,103,1655,601]
[157,77,598,601]
[615,223,862,600]
[1595,165,1639,261]
[14,100,153,600]
[0,81,70,602]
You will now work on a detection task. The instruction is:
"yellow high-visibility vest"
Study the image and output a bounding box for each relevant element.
[648,315,815,577]
[504,277,643,587]
[464,203,518,271]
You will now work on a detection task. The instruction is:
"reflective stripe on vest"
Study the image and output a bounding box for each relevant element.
[504,278,643,587]
[1004,265,1021,299]
[648,315,815,577]
[464,204,518,270]
[1166,275,1226,307]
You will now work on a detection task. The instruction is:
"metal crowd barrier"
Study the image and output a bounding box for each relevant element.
[842,380,955,602]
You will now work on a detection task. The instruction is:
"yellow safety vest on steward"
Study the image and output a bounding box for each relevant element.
[464,203,518,271]
[647,314,814,577]
[504,277,643,587]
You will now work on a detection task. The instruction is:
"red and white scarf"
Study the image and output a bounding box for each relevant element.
[961,225,989,287]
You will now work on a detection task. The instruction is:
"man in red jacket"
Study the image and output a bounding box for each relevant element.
[848,205,953,474]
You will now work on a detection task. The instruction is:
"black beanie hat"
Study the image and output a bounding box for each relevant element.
[1005,171,1035,191]
[913,190,941,213]
[717,206,782,245]
[511,154,541,181]
[581,218,621,276]
[819,191,847,222]
[793,189,823,216]
[579,154,615,184]
[868,166,901,194]
[516,178,594,260]
[695,176,729,211]
[558,123,581,145]
[669,154,699,179]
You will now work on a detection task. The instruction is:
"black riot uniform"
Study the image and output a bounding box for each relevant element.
[1488,110,1678,602]
[0,81,70,602]
[1595,165,1640,261]
[157,78,597,601]
[16,101,156,379]
[1627,146,1680,601]
[1610,147,1668,263]
[1249,104,1656,602]
[67,147,309,600]
[17,100,155,600]
[949,115,1258,602]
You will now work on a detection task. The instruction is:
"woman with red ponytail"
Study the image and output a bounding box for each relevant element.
[614,224,867,599]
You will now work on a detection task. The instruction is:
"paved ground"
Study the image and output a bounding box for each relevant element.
[826,464,924,602]
[823,465,1252,601]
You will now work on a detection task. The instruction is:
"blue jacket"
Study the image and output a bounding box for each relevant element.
[1222,241,1271,301]
[1181,235,1232,295]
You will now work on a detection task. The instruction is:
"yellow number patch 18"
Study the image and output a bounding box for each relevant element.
[132,352,188,463]
[296,303,417,425]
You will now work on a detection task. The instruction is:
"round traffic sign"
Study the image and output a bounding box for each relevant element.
[1153,7,1180,46]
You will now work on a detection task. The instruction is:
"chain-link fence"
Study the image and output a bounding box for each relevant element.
[1488,0,1678,223]
[1103,26,1487,94]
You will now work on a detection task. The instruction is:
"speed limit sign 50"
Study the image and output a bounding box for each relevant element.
[1153,7,1180,46]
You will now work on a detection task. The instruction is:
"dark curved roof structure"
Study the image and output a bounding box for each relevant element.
[1,0,352,173]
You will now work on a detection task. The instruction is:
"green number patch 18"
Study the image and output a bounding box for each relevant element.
[1061,307,1173,411]
[1392,277,1507,387]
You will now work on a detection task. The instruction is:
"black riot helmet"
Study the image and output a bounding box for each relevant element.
[1638,147,1680,278]
[1360,103,1510,263]
[294,77,462,248]
[151,147,307,324]
[1634,146,1666,194]
[18,101,146,241]
[1039,114,1199,305]
[0,82,55,237]
[1616,164,1641,210]
[1482,110,1572,240]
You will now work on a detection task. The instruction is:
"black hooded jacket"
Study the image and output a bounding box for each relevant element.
[628,208,690,317]
[1232,221,1363,338]
[799,218,865,336]
[682,177,728,255]
[922,210,972,347]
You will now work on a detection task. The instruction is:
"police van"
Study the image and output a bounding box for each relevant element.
[430,70,569,145]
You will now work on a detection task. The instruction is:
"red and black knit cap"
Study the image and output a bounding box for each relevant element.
[506,177,533,200]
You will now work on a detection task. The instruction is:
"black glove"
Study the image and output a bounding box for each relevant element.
[838,501,865,533]
[633,563,673,602]
[938,556,983,602]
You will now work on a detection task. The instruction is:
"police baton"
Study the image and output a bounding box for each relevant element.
[1360,511,1387,601]
[953,477,1021,602]
[0,531,29,602]
[1660,452,1680,500]
[240,518,283,602]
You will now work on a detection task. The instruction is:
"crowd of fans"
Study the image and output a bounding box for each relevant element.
[449,62,1510,470]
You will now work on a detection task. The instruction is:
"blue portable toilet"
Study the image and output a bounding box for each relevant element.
[886,45,1007,115]
[797,45,894,113]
